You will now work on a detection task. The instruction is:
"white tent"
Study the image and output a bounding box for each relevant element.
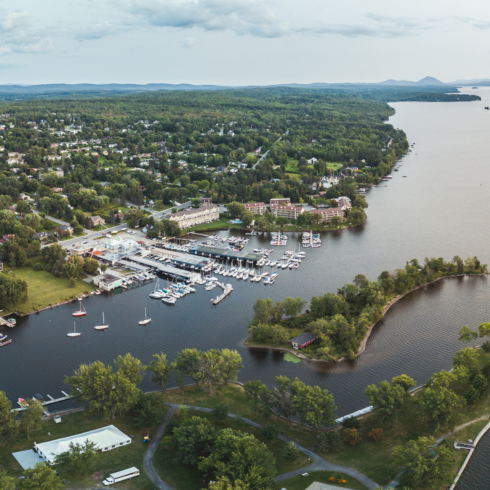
[34,425,131,464]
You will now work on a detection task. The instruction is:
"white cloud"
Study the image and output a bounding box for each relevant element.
[181,36,197,47]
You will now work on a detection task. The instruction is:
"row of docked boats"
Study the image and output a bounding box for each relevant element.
[149,279,195,304]
[302,231,321,248]
[271,232,287,246]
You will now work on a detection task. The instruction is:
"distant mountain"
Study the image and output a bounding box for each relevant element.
[0,83,231,94]
[379,76,446,86]
[450,78,490,86]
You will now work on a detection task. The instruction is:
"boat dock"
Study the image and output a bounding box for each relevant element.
[13,391,73,412]
[0,317,15,328]
[212,283,233,305]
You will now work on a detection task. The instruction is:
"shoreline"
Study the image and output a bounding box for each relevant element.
[245,272,488,365]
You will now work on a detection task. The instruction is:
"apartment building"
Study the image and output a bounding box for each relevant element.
[169,204,219,229]
[244,202,267,215]
[270,204,305,220]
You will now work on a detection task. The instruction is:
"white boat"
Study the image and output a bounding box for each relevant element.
[94,312,109,330]
[161,295,177,304]
[138,307,151,325]
[67,322,81,337]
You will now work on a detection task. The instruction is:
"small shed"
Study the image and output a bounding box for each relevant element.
[289,332,317,350]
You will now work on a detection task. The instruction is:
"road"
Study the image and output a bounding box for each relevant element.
[253,130,288,169]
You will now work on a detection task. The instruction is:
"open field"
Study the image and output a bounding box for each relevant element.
[2,261,93,314]
[1,409,161,489]
[275,471,369,490]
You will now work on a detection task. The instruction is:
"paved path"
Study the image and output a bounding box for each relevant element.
[144,405,177,490]
[165,404,380,489]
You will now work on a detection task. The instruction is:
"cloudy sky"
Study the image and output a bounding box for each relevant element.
[3,0,490,85]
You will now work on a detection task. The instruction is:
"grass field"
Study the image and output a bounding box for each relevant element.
[2,262,93,314]
[275,471,369,490]
[285,159,344,174]
[162,360,490,488]
[153,408,310,489]
[1,410,161,489]
[186,218,245,233]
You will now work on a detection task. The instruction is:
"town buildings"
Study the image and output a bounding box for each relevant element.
[270,203,305,220]
[244,202,267,215]
[169,201,219,229]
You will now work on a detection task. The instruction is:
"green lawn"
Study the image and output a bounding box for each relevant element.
[185,218,245,233]
[162,361,490,488]
[1,409,163,489]
[153,408,309,489]
[2,263,93,314]
[275,471,369,490]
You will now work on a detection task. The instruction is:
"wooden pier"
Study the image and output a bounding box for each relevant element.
[212,283,233,305]
[12,391,74,412]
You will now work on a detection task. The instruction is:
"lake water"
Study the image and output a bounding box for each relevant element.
[2,87,490,420]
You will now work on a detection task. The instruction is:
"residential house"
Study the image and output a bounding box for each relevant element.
[310,207,344,223]
[270,204,305,220]
[289,332,317,350]
[270,198,291,206]
[88,215,105,227]
[244,202,267,215]
[169,205,219,229]
[33,231,54,241]
[56,224,74,236]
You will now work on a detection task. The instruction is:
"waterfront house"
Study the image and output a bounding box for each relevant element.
[310,207,344,223]
[270,204,305,220]
[169,204,219,229]
[244,202,267,215]
[289,332,317,350]
[93,273,122,291]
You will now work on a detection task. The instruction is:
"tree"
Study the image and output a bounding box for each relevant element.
[148,353,174,393]
[318,431,343,453]
[417,385,465,431]
[241,210,254,227]
[453,347,480,382]
[83,257,99,276]
[283,297,304,318]
[65,361,140,420]
[20,399,44,439]
[19,462,63,490]
[243,380,268,412]
[478,321,490,339]
[342,428,362,445]
[292,379,337,430]
[270,376,296,425]
[393,436,454,489]
[207,476,249,490]
[133,393,168,427]
[202,349,224,393]
[226,202,246,219]
[114,353,146,385]
[0,470,16,490]
[175,349,204,386]
[173,416,216,466]
[54,440,99,475]
[0,274,28,309]
[0,390,18,440]
[62,255,84,279]
[365,379,410,426]
[198,428,276,490]
[392,374,417,392]
[218,349,243,385]
[282,441,301,461]
[458,325,478,344]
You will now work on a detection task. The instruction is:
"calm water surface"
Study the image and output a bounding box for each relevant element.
[2,87,490,419]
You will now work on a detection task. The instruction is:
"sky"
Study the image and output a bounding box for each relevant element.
[3,0,490,85]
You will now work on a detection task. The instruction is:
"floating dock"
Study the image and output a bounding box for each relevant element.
[13,391,73,412]
[0,317,16,328]
[212,284,233,305]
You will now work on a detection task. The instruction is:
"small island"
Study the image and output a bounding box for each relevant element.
[246,256,487,362]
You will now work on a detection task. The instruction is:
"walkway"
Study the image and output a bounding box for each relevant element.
[151,403,381,490]
[143,405,177,490]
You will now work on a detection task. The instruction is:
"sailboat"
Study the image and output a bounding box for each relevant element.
[94,312,109,330]
[67,322,81,337]
[72,299,86,317]
[138,307,151,325]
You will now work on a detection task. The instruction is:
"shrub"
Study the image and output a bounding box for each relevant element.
[282,441,301,461]
[368,428,384,442]
[212,403,229,419]
[261,422,278,441]
[33,263,43,271]
[341,417,361,430]
[234,415,245,428]
[165,419,180,435]
[464,386,480,405]
[318,431,344,453]
[342,428,362,446]
[482,340,490,353]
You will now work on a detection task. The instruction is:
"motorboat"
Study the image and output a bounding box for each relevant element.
[161,295,177,304]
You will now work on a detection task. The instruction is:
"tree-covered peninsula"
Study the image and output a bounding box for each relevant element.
[247,256,487,360]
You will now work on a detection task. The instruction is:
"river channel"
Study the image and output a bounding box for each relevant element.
[2,87,490,418]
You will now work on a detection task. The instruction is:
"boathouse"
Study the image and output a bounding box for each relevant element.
[289,332,317,350]
[34,425,130,465]
[93,273,122,291]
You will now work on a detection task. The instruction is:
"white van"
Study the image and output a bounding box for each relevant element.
[102,467,140,486]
